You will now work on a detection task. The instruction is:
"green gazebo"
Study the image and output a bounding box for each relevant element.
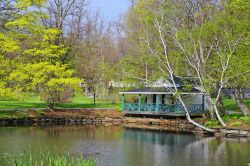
[119,87,205,116]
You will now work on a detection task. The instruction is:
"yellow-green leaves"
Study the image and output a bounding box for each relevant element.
[9,62,81,91]
[0,0,81,106]
[0,33,19,53]
[0,83,18,100]
[15,0,45,10]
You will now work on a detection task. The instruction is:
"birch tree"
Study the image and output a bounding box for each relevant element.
[128,0,249,128]
[226,0,250,115]
[126,0,215,131]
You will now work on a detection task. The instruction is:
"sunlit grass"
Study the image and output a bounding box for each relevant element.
[0,93,121,118]
[0,93,121,110]
[223,99,250,111]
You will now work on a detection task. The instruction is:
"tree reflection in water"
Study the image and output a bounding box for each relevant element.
[0,126,250,166]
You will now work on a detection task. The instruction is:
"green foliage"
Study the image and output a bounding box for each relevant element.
[239,116,250,125]
[0,84,17,100]
[0,0,81,107]
[125,0,250,119]
[0,150,95,166]
[223,114,243,123]
[230,121,242,127]
[204,120,220,128]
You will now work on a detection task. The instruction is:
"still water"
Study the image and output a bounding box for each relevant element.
[0,125,250,166]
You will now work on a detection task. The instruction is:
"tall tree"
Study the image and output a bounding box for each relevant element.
[41,0,87,63]
[226,0,250,115]
[125,0,250,128]
[0,0,81,108]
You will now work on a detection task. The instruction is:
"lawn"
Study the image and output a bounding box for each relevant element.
[0,95,249,111]
[0,94,122,110]
[223,99,250,111]
[0,94,122,119]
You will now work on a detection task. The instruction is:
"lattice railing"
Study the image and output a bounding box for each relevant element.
[141,104,157,112]
[124,103,140,111]
[124,103,204,114]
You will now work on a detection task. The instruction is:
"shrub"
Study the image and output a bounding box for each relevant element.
[230,121,241,127]
[223,114,243,122]
[239,116,250,124]
[205,120,220,128]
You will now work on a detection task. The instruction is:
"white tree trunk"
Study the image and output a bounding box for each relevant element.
[207,96,226,127]
[178,96,215,132]
[205,96,216,119]
[153,17,215,133]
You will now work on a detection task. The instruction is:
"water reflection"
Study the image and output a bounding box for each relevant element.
[0,126,250,166]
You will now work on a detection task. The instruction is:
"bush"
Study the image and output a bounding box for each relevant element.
[205,120,220,128]
[230,121,241,127]
[239,116,250,124]
[223,114,243,122]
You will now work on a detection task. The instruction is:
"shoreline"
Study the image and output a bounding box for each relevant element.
[1,109,250,139]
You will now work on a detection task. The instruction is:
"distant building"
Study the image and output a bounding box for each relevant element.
[223,88,250,99]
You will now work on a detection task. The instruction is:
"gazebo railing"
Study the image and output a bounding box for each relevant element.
[123,103,204,114]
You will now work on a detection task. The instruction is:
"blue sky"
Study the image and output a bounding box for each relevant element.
[87,0,130,21]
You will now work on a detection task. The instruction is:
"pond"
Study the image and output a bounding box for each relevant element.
[0,125,250,166]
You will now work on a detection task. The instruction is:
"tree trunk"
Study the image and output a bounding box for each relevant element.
[47,103,54,111]
[205,96,216,119]
[234,88,250,116]
[178,96,215,132]
[217,96,226,115]
[85,85,89,95]
[207,96,226,127]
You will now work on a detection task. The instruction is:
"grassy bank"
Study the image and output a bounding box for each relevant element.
[205,114,250,130]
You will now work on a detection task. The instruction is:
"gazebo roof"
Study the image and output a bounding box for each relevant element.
[119,87,203,95]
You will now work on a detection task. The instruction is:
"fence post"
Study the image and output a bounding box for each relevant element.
[138,94,141,112]
[122,94,125,112]
[202,94,205,113]
[156,95,159,112]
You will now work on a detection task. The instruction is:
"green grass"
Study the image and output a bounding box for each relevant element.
[0,94,121,119]
[239,116,250,124]
[0,150,95,166]
[0,101,46,109]
[1,94,248,119]
[55,94,121,110]
[0,94,121,110]
[204,120,220,128]
[223,99,250,111]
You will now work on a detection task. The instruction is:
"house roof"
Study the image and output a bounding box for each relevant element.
[146,76,184,88]
[119,87,203,95]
